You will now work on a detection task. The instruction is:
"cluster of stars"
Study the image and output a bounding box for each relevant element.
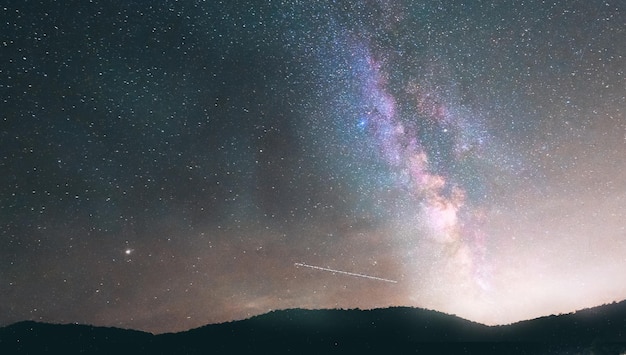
[1,0,624,334]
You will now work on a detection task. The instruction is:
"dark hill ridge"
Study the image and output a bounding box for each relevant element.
[2,301,626,354]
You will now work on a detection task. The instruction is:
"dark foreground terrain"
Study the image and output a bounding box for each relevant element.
[2,301,626,354]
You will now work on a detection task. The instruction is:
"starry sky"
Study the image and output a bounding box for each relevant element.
[1,0,625,334]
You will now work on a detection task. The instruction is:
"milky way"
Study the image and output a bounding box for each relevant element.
[1,1,625,333]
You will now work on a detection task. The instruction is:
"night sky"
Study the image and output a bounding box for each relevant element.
[1,0,625,334]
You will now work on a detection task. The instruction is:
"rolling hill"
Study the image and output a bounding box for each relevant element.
[2,300,626,354]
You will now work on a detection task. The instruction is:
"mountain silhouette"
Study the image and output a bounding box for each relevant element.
[2,301,626,354]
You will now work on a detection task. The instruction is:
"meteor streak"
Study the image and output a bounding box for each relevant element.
[294,262,397,283]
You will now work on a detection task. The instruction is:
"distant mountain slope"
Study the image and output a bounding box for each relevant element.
[493,300,626,343]
[2,301,626,354]
[0,321,155,354]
